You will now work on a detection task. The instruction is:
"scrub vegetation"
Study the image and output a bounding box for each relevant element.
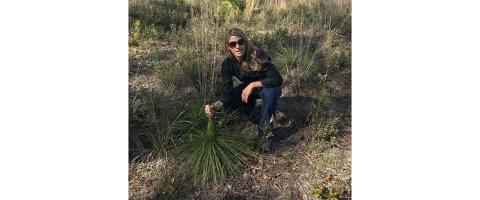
[128,0,351,199]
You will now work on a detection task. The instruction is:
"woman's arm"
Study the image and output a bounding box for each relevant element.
[218,58,234,104]
[260,62,283,88]
[205,58,233,117]
[242,81,263,103]
[242,61,283,103]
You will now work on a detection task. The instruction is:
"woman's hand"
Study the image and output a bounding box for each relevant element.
[205,101,223,118]
[242,81,263,103]
[205,104,214,118]
[241,86,252,103]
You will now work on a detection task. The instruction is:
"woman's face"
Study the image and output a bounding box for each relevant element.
[226,36,246,61]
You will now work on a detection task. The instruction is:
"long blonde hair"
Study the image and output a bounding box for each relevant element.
[224,28,270,71]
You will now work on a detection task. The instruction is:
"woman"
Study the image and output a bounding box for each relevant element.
[205,28,283,150]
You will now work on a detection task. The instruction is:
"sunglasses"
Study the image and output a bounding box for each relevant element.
[227,39,245,48]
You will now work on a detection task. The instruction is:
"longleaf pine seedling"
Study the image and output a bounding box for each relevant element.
[176,116,255,183]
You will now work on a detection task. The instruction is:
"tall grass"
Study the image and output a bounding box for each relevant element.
[128,88,179,161]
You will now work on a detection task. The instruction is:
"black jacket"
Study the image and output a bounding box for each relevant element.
[218,48,283,104]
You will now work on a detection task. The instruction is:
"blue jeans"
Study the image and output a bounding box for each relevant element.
[227,83,282,137]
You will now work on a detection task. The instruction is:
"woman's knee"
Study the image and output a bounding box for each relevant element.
[260,87,282,101]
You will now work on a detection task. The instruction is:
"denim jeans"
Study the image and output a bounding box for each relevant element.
[226,83,282,137]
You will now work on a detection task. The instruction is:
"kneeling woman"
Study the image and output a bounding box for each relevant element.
[205,28,283,147]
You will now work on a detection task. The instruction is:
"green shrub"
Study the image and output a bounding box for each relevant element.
[129,20,141,46]
[220,0,245,11]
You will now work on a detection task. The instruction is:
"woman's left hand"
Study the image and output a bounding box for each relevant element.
[241,86,252,103]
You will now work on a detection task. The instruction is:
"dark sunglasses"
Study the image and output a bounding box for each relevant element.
[227,39,245,48]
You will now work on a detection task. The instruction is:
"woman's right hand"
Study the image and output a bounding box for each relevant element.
[205,101,223,118]
[205,104,214,118]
